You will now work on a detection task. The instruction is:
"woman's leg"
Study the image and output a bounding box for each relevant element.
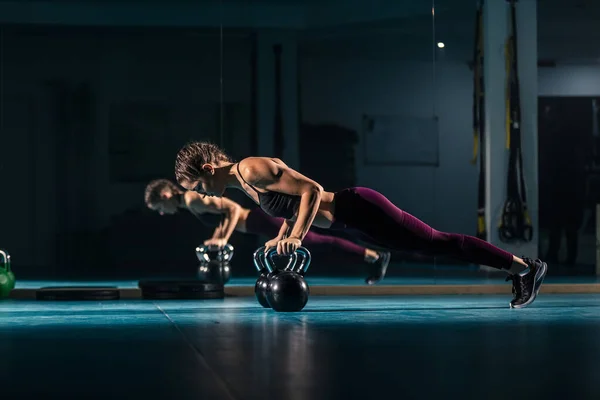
[334,188,513,268]
[302,230,367,260]
[246,208,390,277]
[333,187,548,307]
[302,230,391,283]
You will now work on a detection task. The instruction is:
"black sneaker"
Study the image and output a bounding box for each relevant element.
[506,258,548,309]
[505,273,522,304]
[366,251,391,285]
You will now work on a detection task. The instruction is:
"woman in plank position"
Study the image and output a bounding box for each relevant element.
[174,142,547,309]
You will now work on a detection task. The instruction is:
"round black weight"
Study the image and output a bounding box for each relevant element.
[254,271,271,308]
[36,286,120,301]
[266,271,309,312]
[263,269,281,304]
[220,263,231,284]
[197,262,231,284]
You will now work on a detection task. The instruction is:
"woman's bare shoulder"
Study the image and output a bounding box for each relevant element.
[239,157,282,181]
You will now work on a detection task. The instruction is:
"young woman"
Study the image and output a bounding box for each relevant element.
[174,142,548,309]
[144,179,391,284]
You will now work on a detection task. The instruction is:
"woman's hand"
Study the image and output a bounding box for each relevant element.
[264,237,302,255]
[203,238,228,249]
[276,237,302,255]
[264,237,281,253]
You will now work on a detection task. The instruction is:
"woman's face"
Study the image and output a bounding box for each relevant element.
[149,190,179,215]
[180,164,224,198]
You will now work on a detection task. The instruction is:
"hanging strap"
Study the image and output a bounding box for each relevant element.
[498,0,533,243]
[473,1,487,239]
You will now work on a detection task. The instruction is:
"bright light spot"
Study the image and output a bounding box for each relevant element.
[437,42,445,49]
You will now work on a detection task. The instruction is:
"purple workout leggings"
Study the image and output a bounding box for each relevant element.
[331,188,514,270]
[245,208,366,261]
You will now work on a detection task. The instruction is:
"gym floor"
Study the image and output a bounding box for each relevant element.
[1,278,600,399]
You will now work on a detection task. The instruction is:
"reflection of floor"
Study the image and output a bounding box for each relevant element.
[2,294,600,399]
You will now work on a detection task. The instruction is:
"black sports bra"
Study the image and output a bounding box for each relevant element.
[236,161,300,219]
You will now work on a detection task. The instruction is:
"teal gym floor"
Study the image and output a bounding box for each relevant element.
[1,278,600,399]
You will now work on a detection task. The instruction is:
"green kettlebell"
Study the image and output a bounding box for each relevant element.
[0,250,14,299]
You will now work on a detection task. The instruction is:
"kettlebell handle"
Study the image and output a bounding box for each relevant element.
[252,247,267,272]
[195,243,234,263]
[252,246,311,275]
[293,247,312,274]
[267,248,297,273]
[253,246,296,273]
[0,250,10,272]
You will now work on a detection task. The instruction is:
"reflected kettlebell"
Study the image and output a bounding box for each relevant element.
[0,250,14,299]
[195,244,234,284]
[197,261,231,284]
[195,243,234,264]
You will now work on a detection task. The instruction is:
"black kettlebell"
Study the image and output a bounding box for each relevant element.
[266,270,309,312]
[253,246,312,312]
[197,262,231,284]
[196,244,234,284]
[254,269,273,308]
[253,247,281,308]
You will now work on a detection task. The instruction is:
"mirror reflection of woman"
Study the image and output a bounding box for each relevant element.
[144,179,391,284]
[174,142,547,309]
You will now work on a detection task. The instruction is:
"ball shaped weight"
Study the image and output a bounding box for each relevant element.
[7,271,15,291]
[197,263,210,281]
[197,261,231,284]
[0,272,11,299]
[263,269,281,300]
[266,270,309,312]
[221,264,231,284]
[0,250,13,298]
[210,262,231,284]
[254,271,271,308]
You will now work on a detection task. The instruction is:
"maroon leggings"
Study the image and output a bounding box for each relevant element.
[331,187,513,270]
[246,208,366,262]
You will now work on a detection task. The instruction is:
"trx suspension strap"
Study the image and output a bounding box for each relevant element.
[273,44,284,159]
[250,34,258,154]
[472,0,486,240]
[498,0,533,243]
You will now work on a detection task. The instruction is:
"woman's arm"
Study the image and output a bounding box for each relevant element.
[278,219,293,239]
[289,187,321,241]
[264,219,294,252]
[272,219,293,241]
[242,158,323,242]
[211,222,224,240]
[186,193,242,244]
[205,198,241,244]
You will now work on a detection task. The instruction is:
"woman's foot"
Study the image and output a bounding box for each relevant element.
[365,251,391,285]
[505,257,548,309]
